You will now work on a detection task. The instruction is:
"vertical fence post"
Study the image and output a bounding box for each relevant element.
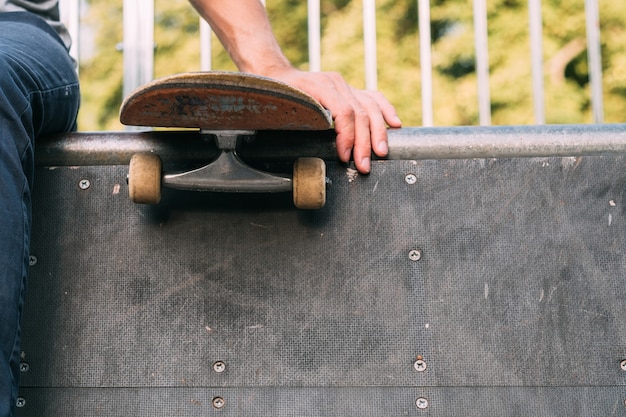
[307,0,322,72]
[58,0,80,66]
[473,0,491,125]
[363,0,378,90]
[585,0,604,124]
[418,0,433,127]
[528,0,545,124]
[122,0,154,100]
[200,19,212,71]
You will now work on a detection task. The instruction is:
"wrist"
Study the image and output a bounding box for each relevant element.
[235,50,293,77]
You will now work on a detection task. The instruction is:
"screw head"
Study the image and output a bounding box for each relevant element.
[409,249,422,262]
[28,256,37,267]
[405,173,417,185]
[416,397,428,410]
[20,362,29,373]
[16,397,26,408]
[212,396,225,409]
[414,359,427,372]
[79,179,91,190]
[620,359,626,371]
[213,361,226,373]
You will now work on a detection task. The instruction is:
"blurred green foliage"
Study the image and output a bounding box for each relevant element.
[77,0,625,130]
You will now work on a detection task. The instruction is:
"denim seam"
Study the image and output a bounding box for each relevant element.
[27,81,80,98]
[6,178,29,413]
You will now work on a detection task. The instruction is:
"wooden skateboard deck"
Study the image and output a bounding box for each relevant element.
[120,71,333,131]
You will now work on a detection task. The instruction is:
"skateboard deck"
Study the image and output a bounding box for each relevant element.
[120,71,332,130]
[119,72,333,209]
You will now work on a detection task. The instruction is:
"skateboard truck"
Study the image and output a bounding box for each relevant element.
[120,71,333,209]
[163,130,292,193]
[128,130,327,209]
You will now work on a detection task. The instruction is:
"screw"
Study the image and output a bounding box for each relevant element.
[416,397,428,410]
[16,397,26,408]
[414,359,427,372]
[28,256,37,267]
[405,173,417,185]
[79,179,90,190]
[409,249,422,262]
[620,360,626,371]
[213,361,226,373]
[212,396,225,409]
[19,362,29,373]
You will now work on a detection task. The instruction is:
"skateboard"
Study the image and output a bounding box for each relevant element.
[119,71,333,209]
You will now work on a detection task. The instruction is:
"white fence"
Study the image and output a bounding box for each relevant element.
[59,0,606,127]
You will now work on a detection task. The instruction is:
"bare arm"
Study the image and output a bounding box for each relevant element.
[189,0,401,173]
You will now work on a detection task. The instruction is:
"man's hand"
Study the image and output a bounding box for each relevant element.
[189,0,401,174]
[266,69,401,174]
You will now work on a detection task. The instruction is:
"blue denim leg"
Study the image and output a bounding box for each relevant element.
[0,13,80,417]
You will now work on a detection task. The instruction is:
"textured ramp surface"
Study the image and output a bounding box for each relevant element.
[18,156,626,416]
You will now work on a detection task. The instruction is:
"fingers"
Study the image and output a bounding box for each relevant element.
[334,87,401,174]
[269,69,401,174]
[334,89,374,174]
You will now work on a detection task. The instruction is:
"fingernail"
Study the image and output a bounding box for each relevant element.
[378,141,388,155]
[392,116,402,126]
[343,149,352,162]
[361,157,371,173]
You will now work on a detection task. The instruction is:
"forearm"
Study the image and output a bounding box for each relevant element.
[189,0,292,75]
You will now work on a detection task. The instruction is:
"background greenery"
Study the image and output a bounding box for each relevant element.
[77,0,625,130]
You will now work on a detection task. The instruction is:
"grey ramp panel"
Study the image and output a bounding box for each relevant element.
[18,156,626,416]
[15,387,626,416]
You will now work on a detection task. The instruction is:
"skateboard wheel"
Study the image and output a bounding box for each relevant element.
[128,153,162,204]
[293,157,326,209]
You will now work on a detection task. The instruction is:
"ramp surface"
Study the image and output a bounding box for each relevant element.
[17,145,626,416]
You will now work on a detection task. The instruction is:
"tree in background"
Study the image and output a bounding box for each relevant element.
[77,0,625,130]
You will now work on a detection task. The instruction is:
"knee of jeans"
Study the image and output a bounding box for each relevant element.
[0,55,35,181]
[0,53,30,119]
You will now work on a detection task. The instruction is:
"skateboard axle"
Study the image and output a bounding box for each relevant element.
[163,132,291,193]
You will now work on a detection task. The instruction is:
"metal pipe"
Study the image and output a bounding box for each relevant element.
[528,0,545,124]
[58,0,80,66]
[307,0,321,72]
[585,0,604,123]
[388,124,626,160]
[418,0,434,127]
[200,19,212,71]
[122,0,154,99]
[35,132,217,166]
[35,125,626,167]
[363,0,378,90]
[473,0,491,126]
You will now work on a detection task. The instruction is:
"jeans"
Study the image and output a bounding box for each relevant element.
[0,12,80,417]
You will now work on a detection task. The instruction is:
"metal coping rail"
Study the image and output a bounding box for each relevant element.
[35,124,626,167]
